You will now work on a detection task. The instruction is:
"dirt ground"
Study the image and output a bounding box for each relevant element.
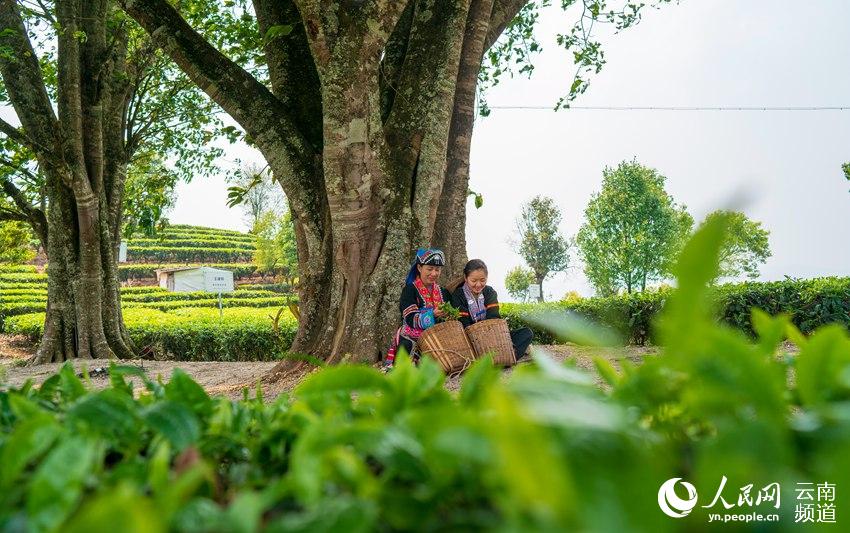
[0,335,660,400]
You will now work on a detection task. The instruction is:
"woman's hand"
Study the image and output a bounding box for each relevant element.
[433,308,446,319]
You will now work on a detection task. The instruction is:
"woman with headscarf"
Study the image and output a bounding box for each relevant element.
[383,248,451,370]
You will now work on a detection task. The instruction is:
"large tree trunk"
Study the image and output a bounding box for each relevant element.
[37,173,134,363]
[433,0,496,282]
[122,0,530,363]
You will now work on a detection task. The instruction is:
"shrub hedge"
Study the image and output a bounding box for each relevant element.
[7,307,297,361]
[235,283,292,294]
[5,275,848,359]
[123,297,292,312]
[127,247,254,263]
[120,290,281,303]
[0,264,37,273]
[165,224,247,236]
[127,238,256,250]
[0,273,47,284]
[119,286,169,294]
[0,285,293,333]
[501,276,850,345]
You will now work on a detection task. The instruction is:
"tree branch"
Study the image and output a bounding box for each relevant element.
[0,116,37,151]
[0,0,59,161]
[0,207,29,222]
[119,0,315,167]
[120,0,325,241]
[485,0,528,50]
[0,172,48,246]
[253,0,323,149]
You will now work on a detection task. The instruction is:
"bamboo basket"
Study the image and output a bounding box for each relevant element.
[465,319,516,367]
[417,320,476,374]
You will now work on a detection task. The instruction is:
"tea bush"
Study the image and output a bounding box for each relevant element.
[127,246,254,263]
[7,307,296,361]
[503,277,850,345]
[0,273,46,285]
[0,264,37,273]
[120,290,281,303]
[128,238,256,250]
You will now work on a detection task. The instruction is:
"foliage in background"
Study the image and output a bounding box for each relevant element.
[121,152,178,238]
[504,266,536,302]
[227,164,284,230]
[576,160,692,296]
[7,307,296,362]
[0,2,227,251]
[2,214,850,531]
[0,283,295,334]
[479,0,674,114]
[501,276,850,346]
[513,195,570,302]
[843,161,849,188]
[126,247,253,263]
[700,209,771,281]
[253,211,298,285]
[0,220,35,264]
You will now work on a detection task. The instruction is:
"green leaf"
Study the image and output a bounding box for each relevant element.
[751,308,789,355]
[64,483,163,533]
[27,436,99,532]
[142,401,201,450]
[264,24,293,43]
[524,309,622,346]
[58,362,87,402]
[593,356,620,388]
[0,414,61,492]
[295,365,388,404]
[459,355,499,405]
[164,369,212,417]
[66,390,140,443]
[795,325,850,407]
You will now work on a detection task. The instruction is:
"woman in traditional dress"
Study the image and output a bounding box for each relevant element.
[449,259,534,359]
[383,248,451,369]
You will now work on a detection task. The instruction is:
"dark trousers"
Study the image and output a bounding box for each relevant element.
[398,336,415,359]
[510,327,534,358]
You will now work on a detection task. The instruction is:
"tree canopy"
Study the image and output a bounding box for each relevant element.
[0,1,225,246]
[700,209,771,281]
[513,195,570,302]
[504,265,536,302]
[576,160,693,296]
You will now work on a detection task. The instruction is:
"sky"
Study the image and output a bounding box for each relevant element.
[169,0,850,300]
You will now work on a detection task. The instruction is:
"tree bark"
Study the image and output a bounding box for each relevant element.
[536,274,545,303]
[434,0,496,281]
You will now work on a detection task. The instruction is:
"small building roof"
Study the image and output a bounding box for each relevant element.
[154,266,232,275]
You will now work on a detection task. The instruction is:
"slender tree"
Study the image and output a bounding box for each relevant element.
[504,265,535,302]
[700,210,770,281]
[230,164,284,232]
[576,160,693,296]
[513,195,570,302]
